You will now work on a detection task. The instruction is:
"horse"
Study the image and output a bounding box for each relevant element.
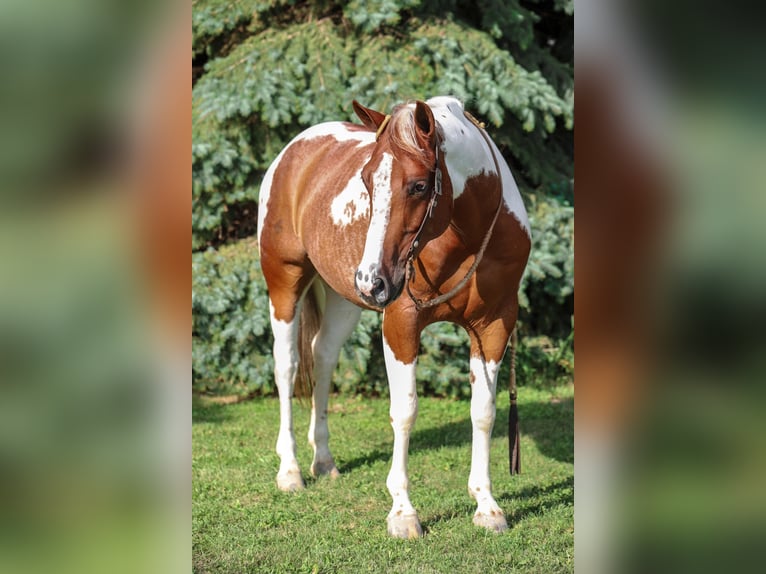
[256,96,531,538]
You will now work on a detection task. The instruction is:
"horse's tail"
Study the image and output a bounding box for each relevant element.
[508,327,521,475]
[296,278,324,400]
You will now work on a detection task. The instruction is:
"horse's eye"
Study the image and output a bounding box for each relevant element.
[410,181,428,196]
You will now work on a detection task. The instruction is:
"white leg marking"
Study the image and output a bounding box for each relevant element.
[468,356,508,532]
[382,333,422,539]
[356,152,393,293]
[270,301,305,492]
[307,287,361,477]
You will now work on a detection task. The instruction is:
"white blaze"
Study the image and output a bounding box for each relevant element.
[356,152,393,289]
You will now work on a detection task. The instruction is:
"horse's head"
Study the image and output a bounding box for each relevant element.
[351,100,452,308]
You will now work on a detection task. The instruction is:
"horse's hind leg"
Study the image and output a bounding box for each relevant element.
[269,299,305,491]
[308,283,361,478]
[267,265,315,492]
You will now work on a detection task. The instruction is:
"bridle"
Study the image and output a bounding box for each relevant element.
[374,111,504,311]
[403,142,443,265]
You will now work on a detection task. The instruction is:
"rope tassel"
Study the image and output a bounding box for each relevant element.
[508,327,521,475]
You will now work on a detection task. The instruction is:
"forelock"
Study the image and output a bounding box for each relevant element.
[386,104,436,167]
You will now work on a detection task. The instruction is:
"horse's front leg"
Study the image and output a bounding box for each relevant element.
[382,319,422,539]
[468,330,510,532]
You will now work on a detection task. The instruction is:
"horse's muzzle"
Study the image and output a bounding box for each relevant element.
[355,268,404,308]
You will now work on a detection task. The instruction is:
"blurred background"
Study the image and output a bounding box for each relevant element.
[0,0,764,572]
[0,1,189,573]
[576,0,766,573]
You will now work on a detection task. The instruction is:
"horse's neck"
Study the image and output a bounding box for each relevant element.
[438,116,497,203]
[439,116,530,239]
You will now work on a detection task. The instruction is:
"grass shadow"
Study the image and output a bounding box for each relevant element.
[337,395,573,473]
[520,396,573,464]
[421,501,476,533]
[409,395,573,464]
[337,448,392,473]
[501,475,574,518]
[192,395,233,424]
[421,476,574,532]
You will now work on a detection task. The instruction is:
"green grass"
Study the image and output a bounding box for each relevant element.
[193,384,573,573]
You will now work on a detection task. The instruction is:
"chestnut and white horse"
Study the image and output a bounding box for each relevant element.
[257,96,530,538]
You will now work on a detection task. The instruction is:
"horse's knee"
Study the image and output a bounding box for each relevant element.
[471,402,496,433]
[389,395,418,432]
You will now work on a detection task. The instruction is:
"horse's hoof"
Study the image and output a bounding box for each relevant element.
[310,460,340,479]
[387,512,423,539]
[473,510,508,533]
[276,470,305,492]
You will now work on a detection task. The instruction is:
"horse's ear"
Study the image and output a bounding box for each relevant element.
[352,100,387,131]
[414,101,435,143]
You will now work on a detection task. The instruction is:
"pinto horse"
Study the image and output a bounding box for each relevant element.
[257,96,530,538]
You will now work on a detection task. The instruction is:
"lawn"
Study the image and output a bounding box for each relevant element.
[192,384,573,573]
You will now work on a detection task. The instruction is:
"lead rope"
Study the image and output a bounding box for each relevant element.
[405,113,504,311]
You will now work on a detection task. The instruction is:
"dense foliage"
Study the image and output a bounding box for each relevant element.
[192,0,574,396]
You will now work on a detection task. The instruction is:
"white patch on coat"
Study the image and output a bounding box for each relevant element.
[423,97,496,198]
[487,137,531,235]
[296,121,375,147]
[425,96,530,236]
[330,168,369,227]
[356,152,393,288]
[258,122,375,244]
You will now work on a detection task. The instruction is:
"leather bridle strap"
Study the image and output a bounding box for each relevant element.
[405,114,504,311]
[404,144,443,260]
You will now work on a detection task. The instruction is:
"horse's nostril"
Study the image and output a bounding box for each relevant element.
[371,277,388,304]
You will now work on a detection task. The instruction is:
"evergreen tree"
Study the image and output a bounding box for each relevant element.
[192,0,573,395]
[192,0,572,248]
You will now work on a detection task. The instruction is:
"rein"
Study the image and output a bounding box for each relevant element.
[404,113,504,311]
